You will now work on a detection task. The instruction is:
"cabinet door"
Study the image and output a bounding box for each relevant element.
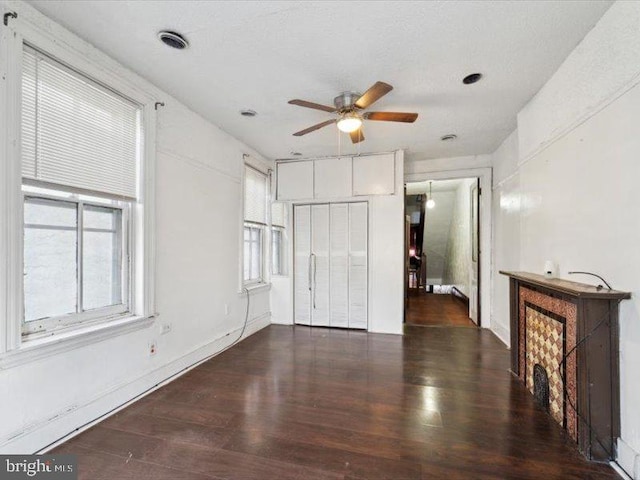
[293,205,311,325]
[348,202,368,329]
[352,153,395,196]
[310,204,330,327]
[329,204,349,328]
[277,161,313,200]
[314,157,352,199]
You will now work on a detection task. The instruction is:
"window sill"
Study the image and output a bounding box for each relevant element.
[240,283,272,295]
[0,314,155,370]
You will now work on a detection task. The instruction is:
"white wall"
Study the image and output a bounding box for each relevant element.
[369,153,405,334]
[0,1,271,454]
[442,179,475,297]
[490,130,520,345]
[423,191,456,284]
[271,151,405,335]
[490,1,640,476]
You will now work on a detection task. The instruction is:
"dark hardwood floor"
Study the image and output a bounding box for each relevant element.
[53,325,619,479]
[406,291,476,327]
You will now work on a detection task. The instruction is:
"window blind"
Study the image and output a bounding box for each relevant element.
[21,46,140,200]
[271,202,285,228]
[244,166,267,224]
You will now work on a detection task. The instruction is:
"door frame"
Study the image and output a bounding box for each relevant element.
[404,167,493,330]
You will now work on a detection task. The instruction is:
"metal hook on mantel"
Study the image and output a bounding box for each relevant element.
[4,11,17,26]
[154,102,165,110]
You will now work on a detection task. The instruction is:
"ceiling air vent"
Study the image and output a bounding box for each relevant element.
[158,31,189,50]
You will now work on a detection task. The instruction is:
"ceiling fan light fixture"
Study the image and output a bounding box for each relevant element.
[337,112,363,133]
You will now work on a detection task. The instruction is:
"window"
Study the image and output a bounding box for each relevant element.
[23,190,129,333]
[271,202,286,276]
[271,228,284,276]
[18,44,145,337]
[244,225,263,283]
[243,165,268,285]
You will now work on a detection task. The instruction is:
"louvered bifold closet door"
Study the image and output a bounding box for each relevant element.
[294,205,311,325]
[348,202,368,329]
[310,205,330,327]
[329,204,349,328]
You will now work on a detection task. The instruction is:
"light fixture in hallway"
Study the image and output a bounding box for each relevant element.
[426,181,435,209]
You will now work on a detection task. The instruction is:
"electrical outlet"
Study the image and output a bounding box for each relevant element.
[149,341,157,356]
[160,323,172,335]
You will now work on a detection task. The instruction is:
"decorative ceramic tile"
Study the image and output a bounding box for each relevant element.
[525,307,564,426]
[518,287,578,441]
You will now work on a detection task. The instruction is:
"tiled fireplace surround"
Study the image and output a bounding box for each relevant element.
[519,287,577,440]
[502,271,630,462]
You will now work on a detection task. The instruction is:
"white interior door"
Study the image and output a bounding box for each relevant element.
[311,204,330,326]
[329,204,349,327]
[294,205,311,325]
[469,181,480,325]
[348,202,368,329]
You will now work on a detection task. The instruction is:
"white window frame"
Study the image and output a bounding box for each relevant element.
[0,17,157,356]
[22,187,132,336]
[243,223,264,285]
[241,162,270,289]
[271,226,286,276]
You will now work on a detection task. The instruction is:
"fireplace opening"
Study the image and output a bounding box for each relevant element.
[533,364,550,412]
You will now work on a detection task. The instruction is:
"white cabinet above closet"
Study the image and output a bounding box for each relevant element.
[275,152,396,201]
[353,153,395,196]
[276,161,314,200]
[314,156,352,199]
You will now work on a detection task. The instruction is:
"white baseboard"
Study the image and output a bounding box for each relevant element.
[1,313,270,454]
[617,438,640,479]
[490,322,510,347]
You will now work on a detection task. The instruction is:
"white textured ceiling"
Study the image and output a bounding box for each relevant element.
[27,0,612,162]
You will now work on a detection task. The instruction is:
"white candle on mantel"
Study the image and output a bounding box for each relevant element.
[544,261,555,279]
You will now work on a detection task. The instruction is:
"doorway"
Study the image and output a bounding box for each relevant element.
[404,178,480,327]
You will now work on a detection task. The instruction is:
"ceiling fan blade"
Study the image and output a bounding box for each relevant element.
[293,119,336,136]
[355,81,393,109]
[364,111,418,123]
[288,99,336,113]
[350,128,365,144]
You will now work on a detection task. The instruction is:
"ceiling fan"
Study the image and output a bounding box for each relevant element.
[288,81,418,144]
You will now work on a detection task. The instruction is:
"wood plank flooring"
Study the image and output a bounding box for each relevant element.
[406,291,476,327]
[52,325,619,479]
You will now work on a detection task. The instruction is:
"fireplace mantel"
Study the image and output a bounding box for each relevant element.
[500,271,630,462]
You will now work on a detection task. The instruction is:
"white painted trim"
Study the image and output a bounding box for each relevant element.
[240,283,272,296]
[2,312,271,454]
[405,167,493,331]
[0,21,24,353]
[517,72,640,169]
[0,315,155,371]
[139,101,157,319]
[617,437,640,480]
[157,146,241,184]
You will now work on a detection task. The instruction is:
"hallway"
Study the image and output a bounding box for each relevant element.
[406,291,476,327]
[53,324,618,479]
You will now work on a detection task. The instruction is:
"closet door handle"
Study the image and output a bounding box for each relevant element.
[308,254,313,291]
[313,254,317,309]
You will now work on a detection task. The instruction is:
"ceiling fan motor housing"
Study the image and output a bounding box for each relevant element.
[334,92,361,111]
